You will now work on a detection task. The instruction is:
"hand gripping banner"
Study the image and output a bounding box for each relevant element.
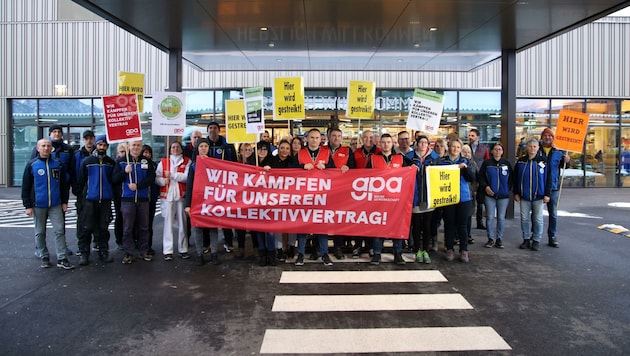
[190,157,416,239]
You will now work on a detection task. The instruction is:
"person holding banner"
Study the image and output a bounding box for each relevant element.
[438,138,475,263]
[184,138,220,266]
[264,139,298,262]
[156,141,191,261]
[206,121,237,252]
[326,128,355,260]
[295,128,335,267]
[410,135,439,264]
[478,142,513,249]
[254,140,278,267]
[537,127,570,248]
[112,140,157,264]
[351,130,380,258]
[367,133,414,266]
[514,138,552,251]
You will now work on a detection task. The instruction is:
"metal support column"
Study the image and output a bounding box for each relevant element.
[501,49,516,219]
[168,48,183,92]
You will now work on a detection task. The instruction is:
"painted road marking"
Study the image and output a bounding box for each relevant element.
[272,293,473,312]
[279,270,448,284]
[260,327,512,353]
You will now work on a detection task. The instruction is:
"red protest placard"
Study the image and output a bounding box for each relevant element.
[554,110,590,152]
[102,94,143,143]
[190,157,416,239]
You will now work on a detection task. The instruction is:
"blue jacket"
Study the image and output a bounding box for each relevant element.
[31,139,74,192]
[112,155,156,202]
[478,157,513,199]
[78,152,116,202]
[513,155,552,201]
[208,136,237,162]
[437,155,475,202]
[73,146,92,195]
[21,156,69,209]
[411,149,439,207]
[537,145,565,191]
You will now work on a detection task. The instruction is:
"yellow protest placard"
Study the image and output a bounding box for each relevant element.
[225,100,258,144]
[273,77,305,120]
[554,110,590,153]
[118,72,145,112]
[427,165,460,209]
[346,80,375,119]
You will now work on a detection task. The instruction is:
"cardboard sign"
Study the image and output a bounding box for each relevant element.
[225,100,258,144]
[426,165,461,208]
[243,86,265,134]
[190,157,416,239]
[406,88,444,135]
[118,72,145,112]
[554,110,590,152]
[273,77,305,120]
[346,80,376,119]
[102,94,142,144]
[151,91,186,136]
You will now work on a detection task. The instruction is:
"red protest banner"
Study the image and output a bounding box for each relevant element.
[102,93,143,143]
[190,157,416,239]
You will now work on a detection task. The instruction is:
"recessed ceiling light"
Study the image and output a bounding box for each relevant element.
[397,59,403,63]
[429,27,438,31]
[268,42,275,48]
[276,58,282,62]
[260,27,268,31]
[413,42,420,48]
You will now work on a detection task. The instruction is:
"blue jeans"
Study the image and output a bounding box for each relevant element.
[121,201,150,256]
[34,205,67,260]
[484,196,509,240]
[372,238,403,255]
[297,234,329,255]
[257,232,276,252]
[546,190,559,238]
[520,199,544,241]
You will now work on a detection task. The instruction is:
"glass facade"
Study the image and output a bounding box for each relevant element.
[9,92,630,188]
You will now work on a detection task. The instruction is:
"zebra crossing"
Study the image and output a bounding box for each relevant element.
[260,270,512,354]
[0,199,160,228]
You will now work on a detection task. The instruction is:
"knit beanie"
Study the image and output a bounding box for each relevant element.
[541,127,554,137]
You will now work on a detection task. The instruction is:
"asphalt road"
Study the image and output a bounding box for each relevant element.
[0,187,628,355]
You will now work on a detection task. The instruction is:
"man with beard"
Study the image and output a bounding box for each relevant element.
[76,135,116,264]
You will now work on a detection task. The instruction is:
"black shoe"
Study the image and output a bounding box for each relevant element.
[40,257,52,268]
[79,254,89,266]
[122,254,133,264]
[164,254,173,261]
[530,240,540,251]
[519,239,531,249]
[179,252,191,260]
[333,247,345,260]
[494,239,504,249]
[322,254,333,266]
[210,253,220,265]
[287,246,295,259]
[394,253,406,265]
[295,253,304,266]
[309,252,319,260]
[195,254,205,266]
[484,239,494,248]
[351,247,361,259]
[57,259,75,270]
[203,246,211,254]
[276,249,286,262]
[99,252,114,263]
[548,237,559,248]
[468,237,475,244]
[370,253,381,265]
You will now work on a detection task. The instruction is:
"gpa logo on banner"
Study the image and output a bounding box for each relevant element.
[125,128,140,137]
[350,177,402,201]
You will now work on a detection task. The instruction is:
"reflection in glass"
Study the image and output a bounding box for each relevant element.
[12,126,38,185]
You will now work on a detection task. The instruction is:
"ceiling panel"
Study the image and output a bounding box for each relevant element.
[74,0,630,72]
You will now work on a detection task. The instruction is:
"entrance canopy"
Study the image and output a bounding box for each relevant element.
[73,0,629,72]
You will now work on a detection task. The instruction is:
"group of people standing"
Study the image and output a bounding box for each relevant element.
[22,122,568,270]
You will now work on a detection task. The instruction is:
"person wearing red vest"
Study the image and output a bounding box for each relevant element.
[326,128,355,260]
[367,133,414,266]
[156,141,191,261]
[351,130,381,259]
[295,128,335,267]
